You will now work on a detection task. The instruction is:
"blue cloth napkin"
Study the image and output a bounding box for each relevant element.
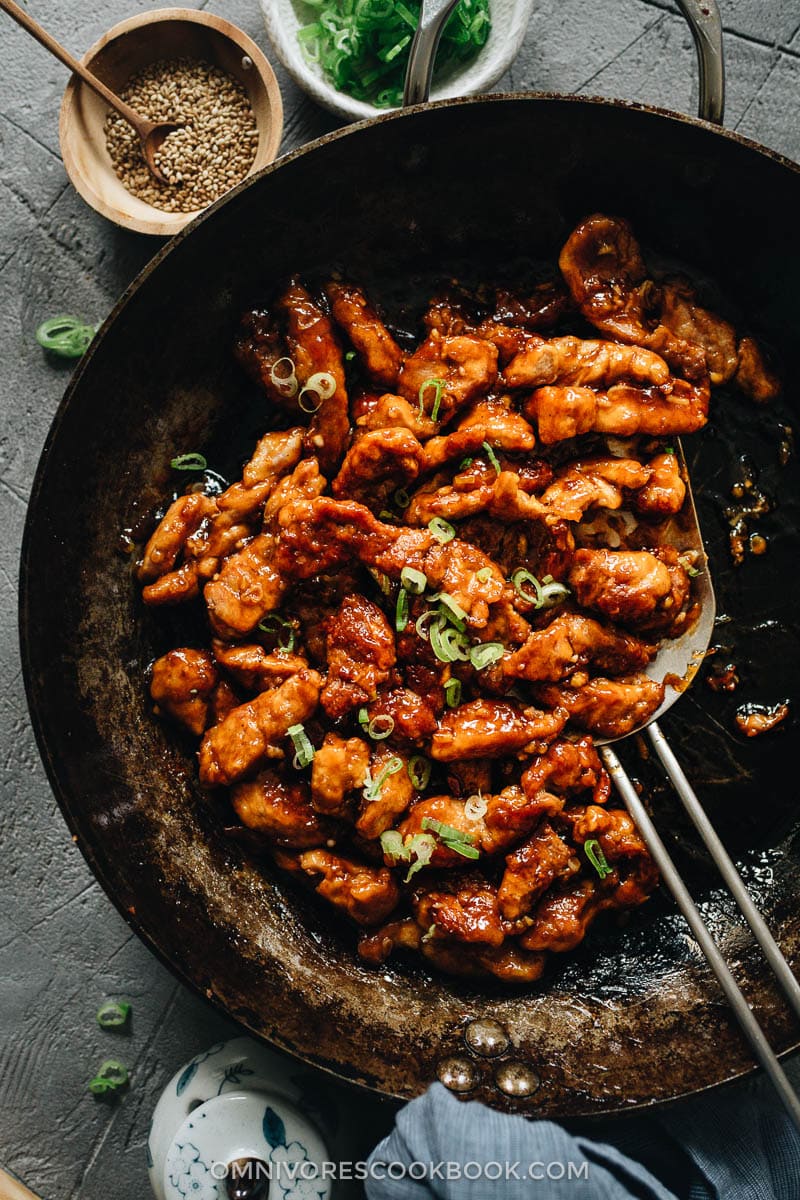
[365,1055,800,1199]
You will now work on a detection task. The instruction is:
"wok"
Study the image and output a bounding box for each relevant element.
[20,0,800,1117]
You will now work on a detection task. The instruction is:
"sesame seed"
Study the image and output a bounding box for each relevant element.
[104,58,259,213]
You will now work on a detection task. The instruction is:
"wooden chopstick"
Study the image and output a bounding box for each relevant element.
[0,1167,43,1200]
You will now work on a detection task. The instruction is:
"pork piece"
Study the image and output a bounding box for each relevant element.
[413,877,514,947]
[277,280,349,474]
[331,427,426,504]
[430,699,568,762]
[276,496,511,630]
[490,280,573,330]
[558,214,707,381]
[406,459,559,528]
[498,822,581,919]
[535,456,652,523]
[421,400,536,470]
[139,493,215,583]
[568,548,689,631]
[422,292,480,337]
[326,281,404,387]
[352,392,437,440]
[535,673,665,738]
[735,336,780,403]
[211,641,307,693]
[397,331,499,424]
[482,787,567,854]
[142,428,304,605]
[150,648,218,736]
[503,335,671,391]
[633,452,685,515]
[456,513,567,584]
[310,733,370,815]
[321,594,396,720]
[291,849,400,925]
[234,307,300,410]
[205,458,325,640]
[521,736,610,804]
[446,759,494,799]
[735,702,790,738]
[231,770,333,848]
[397,794,487,867]
[362,688,438,747]
[198,668,323,787]
[358,919,547,982]
[357,746,416,839]
[503,612,655,683]
[520,879,610,953]
[475,321,537,365]
[568,804,653,869]
[658,277,738,384]
[524,378,709,441]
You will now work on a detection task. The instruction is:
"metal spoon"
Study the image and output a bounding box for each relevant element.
[403,0,460,107]
[0,0,181,184]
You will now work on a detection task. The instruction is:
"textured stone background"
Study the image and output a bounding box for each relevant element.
[1,2,798,1197]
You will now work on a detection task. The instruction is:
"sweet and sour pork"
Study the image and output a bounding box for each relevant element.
[137,214,778,983]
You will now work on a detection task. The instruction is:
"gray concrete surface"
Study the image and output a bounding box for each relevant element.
[1,2,798,1197]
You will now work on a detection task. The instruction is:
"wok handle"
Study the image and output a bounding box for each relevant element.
[403,0,725,125]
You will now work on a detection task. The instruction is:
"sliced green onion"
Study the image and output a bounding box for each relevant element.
[428,517,456,544]
[396,587,410,632]
[539,577,572,607]
[400,566,427,594]
[415,609,442,639]
[287,723,315,769]
[687,565,702,577]
[379,509,398,522]
[368,714,395,741]
[394,488,411,510]
[432,591,468,631]
[404,833,437,881]
[36,314,96,359]
[407,755,432,790]
[88,1059,128,1094]
[298,386,324,414]
[305,370,337,400]
[96,1001,131,1029]
[380,830,410,863]
[584,838,613,880]
[469,642,504,671]
[257,614,296,652]
[363,757,403,802]
[358,707,370,732]
[664,444,676,455]
[418,377,445,421]
[444,678,461,708]
[511,568,570,610]
[464,792,488,821]
[345,349,357,361]
[476,566,494,583]
[421,816,479,858]
[459,457,474,470]
[270,357,298,397]
[430,618,470,663]
[483,441,501,475]
[170,452,207,471]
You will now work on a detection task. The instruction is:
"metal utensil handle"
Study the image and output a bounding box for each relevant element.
[648,721,800,1022]
[602,744,800,1134]
[403,0,460,107]
[403,0,725,125]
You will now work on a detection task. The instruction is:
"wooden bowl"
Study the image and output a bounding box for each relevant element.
[59,8,284,237]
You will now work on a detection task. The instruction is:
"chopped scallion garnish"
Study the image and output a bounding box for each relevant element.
[396,587,410,632]
[483,441,501,475]
[444,678,461,708]
[428,517,456,544]
[379,830,409,863]
[421,816,479,859]
[407,755,432,790]
[96,1001,131,1029]
[475,566,493,583]
[584,837,613,880]
[400,566,427,594]
[404,833,437,880]
[511,568,570,610]
[269,356,298,397]
[394,487,411,509]
[305,370,337,399]
[368,714,395,741]
[36,314,96,359]
[287,723,315,769]
[88,1059,129,1096]
[469,642,504,671]
[170,452,208,471]
[363,757,403,802]
[464,792,488,821]
[257,614,296,652]
[459,457,474,470]
[431,591,468,631]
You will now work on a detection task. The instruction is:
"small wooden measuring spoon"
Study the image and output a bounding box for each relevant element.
[0,0,181,184]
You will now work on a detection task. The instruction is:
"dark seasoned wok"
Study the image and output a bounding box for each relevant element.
[20,90,800,1115]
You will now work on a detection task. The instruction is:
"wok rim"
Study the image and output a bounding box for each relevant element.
[19,91,800,1117]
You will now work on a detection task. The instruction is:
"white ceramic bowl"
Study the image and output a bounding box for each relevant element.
[262,0,534,123]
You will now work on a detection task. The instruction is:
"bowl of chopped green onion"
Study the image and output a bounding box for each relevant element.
[262,0,533,122]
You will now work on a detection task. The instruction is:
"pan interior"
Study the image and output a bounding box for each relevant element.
[21,96,800,1117]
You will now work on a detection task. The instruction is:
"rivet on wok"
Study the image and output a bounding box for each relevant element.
[437,1056,479,1093]
[464,1018,510,1058]
[494,1061,540,1098]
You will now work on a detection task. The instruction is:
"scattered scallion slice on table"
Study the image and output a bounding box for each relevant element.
[88,1059,129,1096]
[96,1001,131,1029]
[36,314,96,359]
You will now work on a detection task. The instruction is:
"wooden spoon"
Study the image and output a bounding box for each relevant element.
[0,0,181,184]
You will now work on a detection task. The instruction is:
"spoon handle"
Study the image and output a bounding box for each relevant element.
[0,0,149,132]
